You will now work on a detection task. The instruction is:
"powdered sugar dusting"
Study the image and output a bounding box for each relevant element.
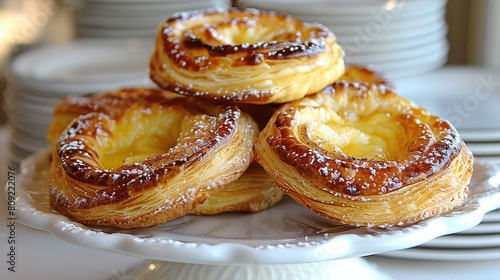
[268,82,466,197]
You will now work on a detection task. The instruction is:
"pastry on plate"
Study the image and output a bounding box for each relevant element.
[150,8,345,104]
[255,81,473,227]
[48,88,261,228]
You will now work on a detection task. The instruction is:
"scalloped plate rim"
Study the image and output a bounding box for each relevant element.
[7,149,500,264]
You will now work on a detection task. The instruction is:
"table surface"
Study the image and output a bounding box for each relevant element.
[1,122,500,279]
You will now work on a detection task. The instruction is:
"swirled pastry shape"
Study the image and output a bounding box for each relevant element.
[49,88,259,228]
[255,82,473,227]
[150,8,345,104]
[48,88,283,219]
[47,88,178,148]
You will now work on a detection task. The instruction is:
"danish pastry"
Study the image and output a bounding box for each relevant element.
[48,88,283,220]
[338,65,394,89]
[47,88,174,148]
[149,8,345,104]
[255,82,473,227]
[191,162,284,215]
[48,88,260,228]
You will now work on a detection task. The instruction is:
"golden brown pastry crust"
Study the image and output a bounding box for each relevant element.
[47,88,176,148]
[191,162,283,215]
[338,65,394,89]
[255,82,473,227]
[49,88,259,228]
[150,8,345,104]
[48,88,283,221]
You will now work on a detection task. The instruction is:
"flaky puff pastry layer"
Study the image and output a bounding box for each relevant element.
[150,8,345,104]
[48,88,283,220]
[47,88,180,148]
[255,82,473,227]
[191,162,284,215]
[49,88,259,228]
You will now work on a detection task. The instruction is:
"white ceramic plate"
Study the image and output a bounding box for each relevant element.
[293,2,445,27]
[7,149,500,265]
[2,105,52,130]
[325,15,444,38]
[346,37,448,65]
[10,76,153,98]
[8,127,48,153]
[395,66,500,131]
[75,25,157,38]
[460,221,500,235]
[467,143,500,156]
[72,0,219,17]
[74,12,166,28]
[339,23,447,56]
[474,156,500,164]
[355,43,448,79]
[4,89,54,115]
[423,233,500,248]
[381,246,500,261]
[317,5,445,31]
[336,20,447,45]
[483,209,500,223]
[459,129,500,142]
[2,99,52,126]
[8,39,152,88]
[4,87,60,106]
[347,39,448,67]
[83,0,198,3]
[239,0,446,17]
[7,121,47,140]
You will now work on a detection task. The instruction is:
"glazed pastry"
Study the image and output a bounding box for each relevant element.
[255,81,473,227]
[49,88,259,228]
[191,162,283,215]
[150,8,345,104]
[338,65,394,89]
[48,88,284,220]
[47,88,175,148]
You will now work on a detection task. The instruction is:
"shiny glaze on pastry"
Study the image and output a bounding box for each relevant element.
[150,8,345,104]
[49,88,259,228]
[255,82,473,227]
[47,88,176,148]
[48,88,283,219]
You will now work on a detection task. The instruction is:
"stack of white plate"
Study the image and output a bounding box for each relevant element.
[237,0,449,79]
[386,66,500,261]
[71,0,231,39]
[396,66,500,164]
[382,161,500,261]
[383,208,500,261]
[3,39,155,164]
